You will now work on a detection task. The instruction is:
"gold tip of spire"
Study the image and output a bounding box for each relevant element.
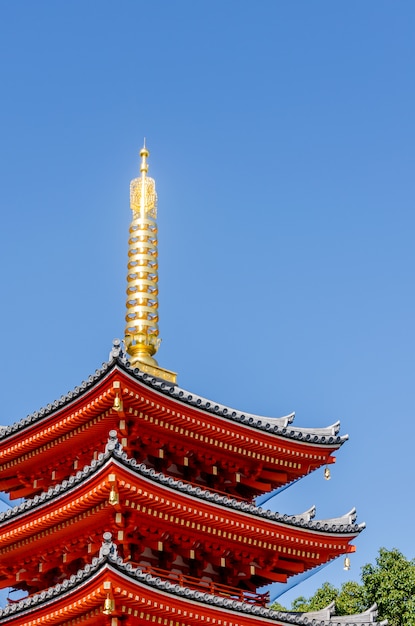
[140,140,149,173]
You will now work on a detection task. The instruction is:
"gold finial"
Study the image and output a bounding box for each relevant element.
[124,144,177,384]
[140,139,149,173]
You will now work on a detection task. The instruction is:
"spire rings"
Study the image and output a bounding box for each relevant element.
[124,211,160,353]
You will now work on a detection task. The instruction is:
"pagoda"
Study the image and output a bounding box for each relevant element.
[0,147,383,625]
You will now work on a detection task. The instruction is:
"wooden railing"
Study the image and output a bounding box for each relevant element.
[7,564,269,608]
[137,564,270,607]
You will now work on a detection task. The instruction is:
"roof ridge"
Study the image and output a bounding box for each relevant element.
[0,340,347,448]
[115,449,364,534]
[0,540,382,625]
[0,433,363,536]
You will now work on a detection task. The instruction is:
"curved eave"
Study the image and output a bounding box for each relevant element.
[0,554,385,626]
[0,346,347,449]
[0,442,364,542]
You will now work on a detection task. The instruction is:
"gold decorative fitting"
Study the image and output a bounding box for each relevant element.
[103,595,115,614]
[130,178,157,219]
[124,142,177,384]
[109,486,119,506]
[125,142,160,367]
[344,556,351,571]
[324,467,331,480]
[112,394,123,412]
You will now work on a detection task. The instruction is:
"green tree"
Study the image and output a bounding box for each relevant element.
[271,548,415,624]
[281,580,365,616]
[335,580,366,616]
[291,582,338,612]
[269,600,288,611]
[361,547,415,626]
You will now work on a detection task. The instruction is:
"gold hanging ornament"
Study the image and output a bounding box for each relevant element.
[103,595,115,614]
[109,485,119,506]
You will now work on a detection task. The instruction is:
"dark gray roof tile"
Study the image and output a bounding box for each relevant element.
[0,435,364,536]
[0,341,347,448]
[0,541,383,625]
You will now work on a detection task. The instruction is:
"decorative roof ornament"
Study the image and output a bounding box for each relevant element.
[99,532,118,559]
[124,143,176,383]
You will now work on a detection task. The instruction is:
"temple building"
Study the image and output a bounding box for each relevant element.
[0,147,383,625]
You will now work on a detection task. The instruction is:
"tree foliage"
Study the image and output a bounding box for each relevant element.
[269,600,288,612]
[362,547,415,626]
[335,580,366,616]
[271,548,415,625]
[291,582,338,612]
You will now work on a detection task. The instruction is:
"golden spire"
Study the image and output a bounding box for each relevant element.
[124,144,176,383]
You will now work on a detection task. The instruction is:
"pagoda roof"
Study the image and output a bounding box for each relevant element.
[0,341,347,448]
[0,535,385,625]
[0,432,364,538]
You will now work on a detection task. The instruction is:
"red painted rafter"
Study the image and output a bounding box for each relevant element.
[0,366,341,502]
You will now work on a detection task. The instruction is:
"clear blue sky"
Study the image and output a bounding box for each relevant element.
[0,0,414,607]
